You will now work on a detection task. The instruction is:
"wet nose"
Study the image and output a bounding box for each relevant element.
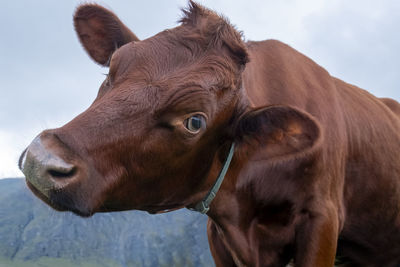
[20,135,77,197]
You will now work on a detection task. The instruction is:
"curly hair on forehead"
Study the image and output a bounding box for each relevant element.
[178,0,249,67]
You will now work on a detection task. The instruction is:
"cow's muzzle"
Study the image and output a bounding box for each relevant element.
[19,135,78,198]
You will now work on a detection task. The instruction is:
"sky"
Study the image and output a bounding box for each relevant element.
[0,0,399,178]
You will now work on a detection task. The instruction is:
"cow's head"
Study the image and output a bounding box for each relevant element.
[19,1,321,217]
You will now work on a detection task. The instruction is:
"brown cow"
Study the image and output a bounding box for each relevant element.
[19,2,400,266]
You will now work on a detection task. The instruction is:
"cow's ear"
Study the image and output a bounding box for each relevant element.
[234,106,322,160]
[74,4,139,66]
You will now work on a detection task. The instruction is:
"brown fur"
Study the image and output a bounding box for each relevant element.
[21,1,400,266]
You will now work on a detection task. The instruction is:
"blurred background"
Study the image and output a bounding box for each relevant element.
[0,1,399,266]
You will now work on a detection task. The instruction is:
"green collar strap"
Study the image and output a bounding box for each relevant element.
[189,142,235,214]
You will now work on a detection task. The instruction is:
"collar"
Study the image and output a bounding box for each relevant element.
[188,142,235,214]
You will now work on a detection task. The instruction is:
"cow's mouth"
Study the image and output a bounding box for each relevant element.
[26,180,93,217]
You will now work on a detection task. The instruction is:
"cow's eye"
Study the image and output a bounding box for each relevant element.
[183,114,206,134]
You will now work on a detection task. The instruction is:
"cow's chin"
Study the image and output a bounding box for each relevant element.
[138,204,185,214]
[26,180,186,217]
[26,180,95,218]
[97,198,186,214]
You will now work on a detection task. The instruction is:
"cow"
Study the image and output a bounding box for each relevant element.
[19,1,400,266]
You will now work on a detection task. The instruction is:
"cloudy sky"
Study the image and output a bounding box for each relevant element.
[1,0,399,178]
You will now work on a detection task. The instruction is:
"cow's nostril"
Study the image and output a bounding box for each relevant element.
[47,166,77,179]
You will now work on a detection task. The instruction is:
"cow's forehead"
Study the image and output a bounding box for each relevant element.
[110,28,235,88]
[110,32,190,76]
[109,41,215,95]
[101,29,239,120]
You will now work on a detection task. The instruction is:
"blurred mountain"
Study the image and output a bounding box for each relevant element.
[0,178,214,267]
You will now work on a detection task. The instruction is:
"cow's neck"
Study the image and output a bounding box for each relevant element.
[198,141,246,220]
[204,147,254,266]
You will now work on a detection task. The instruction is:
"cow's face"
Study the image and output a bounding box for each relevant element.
[20,2,321,217]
